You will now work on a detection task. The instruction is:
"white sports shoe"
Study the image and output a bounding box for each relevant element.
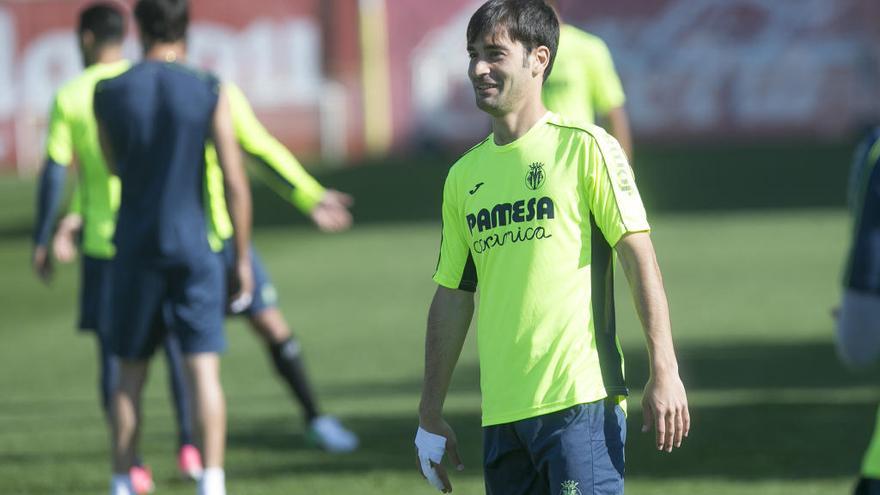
[307,416,359,453]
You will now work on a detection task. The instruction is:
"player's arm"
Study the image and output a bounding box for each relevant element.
[32,94,73,283]
[420,287,474,420]
[226,83,353,232]
[615,232,689,452]
[416,169,473,492]
[586,131,687,452]
[52,184,83,264]
[213,85,254,308]
[418,285,471,493]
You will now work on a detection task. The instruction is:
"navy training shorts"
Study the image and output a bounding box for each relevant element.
[483,399,626,495]
[108,253,226,359]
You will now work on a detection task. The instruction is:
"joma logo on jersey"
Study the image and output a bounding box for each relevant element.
[466,197,555,233]
[525,162,545,190]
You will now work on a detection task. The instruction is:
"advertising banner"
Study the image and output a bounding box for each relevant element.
[0,0,355,172]
[400,0,880,148]
[1,0,877,171]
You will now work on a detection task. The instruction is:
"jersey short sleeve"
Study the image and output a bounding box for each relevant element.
[585,130,649,246]
[588,38,626,115]
[433,168,477,292]
[45,94,73,166]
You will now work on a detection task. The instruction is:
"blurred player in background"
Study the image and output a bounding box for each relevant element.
[48,0,358,463]
[836,126,880,495]
[542,0,633,162]
[31,4,194,492]
[93,0,252,493]
[56,70,359,457]
[197,83,358,452]
[415,1,688,493]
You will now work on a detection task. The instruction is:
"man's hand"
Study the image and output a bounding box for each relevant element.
[309,189,354,233]
[32,245,53,283]
[641,372,690,452]
[415,417,464,493]
[229,258,255,314]
[52,213,82,264]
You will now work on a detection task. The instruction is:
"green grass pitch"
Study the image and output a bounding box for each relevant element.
[0,173,874,494]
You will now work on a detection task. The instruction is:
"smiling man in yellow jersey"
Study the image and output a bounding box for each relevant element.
[52,59,358,459]
[414,1,688,494]
[541,0,633,161]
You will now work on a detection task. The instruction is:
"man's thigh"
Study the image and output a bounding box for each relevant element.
[109,260,167,359]
[519,400,626,495]
[167,254,226,355]
[483,422,548,495]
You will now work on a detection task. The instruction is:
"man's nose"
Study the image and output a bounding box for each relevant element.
[470,58,490,79]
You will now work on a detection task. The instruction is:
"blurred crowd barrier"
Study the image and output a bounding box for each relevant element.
[0,0,877,174]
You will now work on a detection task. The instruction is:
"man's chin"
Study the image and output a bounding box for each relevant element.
[475,97,502,115]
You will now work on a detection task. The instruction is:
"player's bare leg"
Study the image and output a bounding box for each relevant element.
[184,353,225,466]
[95,338,117,423]
[249,307,358,452]
[185,353,226,495]
[250,307,292,343]
[110,360,149,494]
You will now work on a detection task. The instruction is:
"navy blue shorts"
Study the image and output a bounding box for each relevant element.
[483,399,626,495]
[78,256,113,334]
[108,253,226,359]
[220,242,277,316]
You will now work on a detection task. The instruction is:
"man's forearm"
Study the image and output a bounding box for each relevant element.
[616,233,677,374]
[617,232,690,450]
[225,183,252,259]
[248,150,325,214]
[419,286,474,420]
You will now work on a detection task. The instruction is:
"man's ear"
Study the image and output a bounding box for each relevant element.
[532,45,550,78]
[80,30,95,50]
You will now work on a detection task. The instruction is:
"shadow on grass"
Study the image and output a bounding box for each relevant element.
[1,341,875,486]
[321,340,880,398]
[226,400,874,482]
[230,340,879,481]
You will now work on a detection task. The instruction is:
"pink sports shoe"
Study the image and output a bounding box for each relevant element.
[177,444,204,480]
[129,465,155,494]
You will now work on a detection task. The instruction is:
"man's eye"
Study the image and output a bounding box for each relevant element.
[468,52,477,60]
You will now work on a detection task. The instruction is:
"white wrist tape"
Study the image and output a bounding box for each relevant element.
[415,427,447,491]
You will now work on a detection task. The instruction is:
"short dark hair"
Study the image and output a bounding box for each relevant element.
[78,3,125,45]
[134,0,189,44]
[467,0,560,80]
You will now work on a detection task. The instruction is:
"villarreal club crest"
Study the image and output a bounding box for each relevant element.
[526,162,546,190]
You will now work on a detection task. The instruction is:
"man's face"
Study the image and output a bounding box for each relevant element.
[467,27,538,117]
